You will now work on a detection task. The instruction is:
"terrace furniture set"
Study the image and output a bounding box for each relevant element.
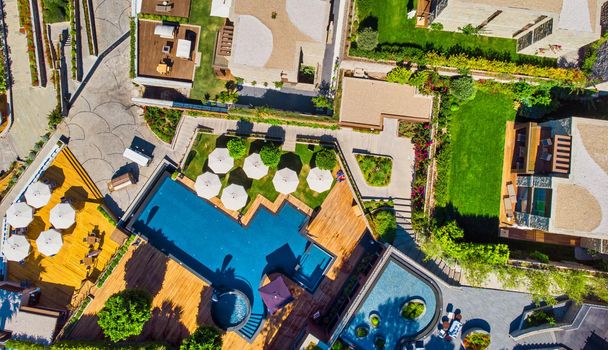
[439,307,463,342]
[81,232,101,268]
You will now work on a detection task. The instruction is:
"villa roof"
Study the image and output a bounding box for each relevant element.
[229,0,330,78]
[549,117,608,237]
[338,77,433,129]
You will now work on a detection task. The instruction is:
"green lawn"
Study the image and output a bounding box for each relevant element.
[183,134,336,212]
[356,0,546,63]
[443,91,515,235]
[188,0,227,100]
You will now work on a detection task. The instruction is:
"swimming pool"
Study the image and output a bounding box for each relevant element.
[128,174,334,339]
[340,258,440,348]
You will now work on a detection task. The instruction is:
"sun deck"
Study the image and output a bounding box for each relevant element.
[67,181,369,349]
[8,148,121,310]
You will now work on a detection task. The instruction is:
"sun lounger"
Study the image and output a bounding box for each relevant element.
[506,182,517,202]
[503,196,514,219]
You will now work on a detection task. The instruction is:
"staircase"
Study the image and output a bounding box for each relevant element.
[237,313,264,341]
[402,243,462,286]
[217,20,234,56]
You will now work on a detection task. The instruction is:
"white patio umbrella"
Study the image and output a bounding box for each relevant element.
[6,202,33,228]
[50,203,76,229]
[2,234,31,261]
[306,167,333,193]
[195,172,222,199]
[208,148,234,174]
[36,229,63,256]
[220,184,248,211]
[272,168,299,195]
[25,181,52,209]
[243,153,269,180]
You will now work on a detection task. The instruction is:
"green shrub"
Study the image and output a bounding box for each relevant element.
[312,94,334,110]
[356,27,378,51]
[464,332,491,350]
[429,22,444,31]
[130,18,136,78]
[260,142,281,168]
[97,205,117,226]
[143,107,183,143]
[449,76,476,101]
[274,81,284,88]
[374,337,385,350]
[459,24,481,35]
[373,210,397,243]
[356,154,392,186]
[52,340,169,349]
[401,301,425,319]
[530,250,550,263]
[96,235,136,288]
[525,310,556,327]
[315,148,337,170]
[386,66,413,84]
[355,325,368,337]
[5,340,46,350]
[180,326,222,350]
[369,314,380,327]
[137,13,188,23]
[331,339,348,350]
[226,137,247,159]
[97,290,152,342]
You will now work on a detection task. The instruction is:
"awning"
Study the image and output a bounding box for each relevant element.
[24,181,52,209]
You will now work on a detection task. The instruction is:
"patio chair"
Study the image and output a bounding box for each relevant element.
[541,138,552,147]
[540,152,552,162]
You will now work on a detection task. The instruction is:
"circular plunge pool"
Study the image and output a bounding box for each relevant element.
[211,289,251,331]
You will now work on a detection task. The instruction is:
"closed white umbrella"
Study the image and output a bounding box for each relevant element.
[272,168,299,195]
[36,229,63,256]
[220,184,248,211]
[195,172,222,199]
[208,148,234,174]
[2,234,31,261]
[306,167,333,193]
[6,202,33,228]
[243,153,269,180]
[25,181,52,209]
[50,203,76,229]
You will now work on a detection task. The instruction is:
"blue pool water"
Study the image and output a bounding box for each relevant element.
[211,291,250,329]
[341,259,438,349]
[131,176,333,337]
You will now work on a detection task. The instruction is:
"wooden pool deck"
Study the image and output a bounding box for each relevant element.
[67,182,368,349]
[8,148,121,310]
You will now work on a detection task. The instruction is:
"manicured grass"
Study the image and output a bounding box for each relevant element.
[445,91,515,219]
[356,0,541,63]
[356,154,392,186]
[188,0,227,100]
[183,134,336,212]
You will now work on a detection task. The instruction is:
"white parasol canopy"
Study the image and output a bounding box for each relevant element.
[2,234,31,261]
[25,181,52,209]
[195,172,222,199]
[220,184,248,211]
[6,202,33,228]
[50,203,76,229]
[208,148,234,174]
[243,153,269,180]
[306,167,333,193]
[36,229,63,256]
[272,168,299,195]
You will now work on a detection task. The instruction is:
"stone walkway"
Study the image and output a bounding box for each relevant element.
[0,0,56,171]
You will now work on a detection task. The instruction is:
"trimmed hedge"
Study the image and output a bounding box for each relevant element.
[5,340,169,350]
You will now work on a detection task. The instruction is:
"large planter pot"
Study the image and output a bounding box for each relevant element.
[401,298,426,320]
[355,324,369,338]
[369,311,381,328]
[462,328,491,350]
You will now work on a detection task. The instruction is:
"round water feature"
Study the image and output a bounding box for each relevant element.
[211,289,251,331]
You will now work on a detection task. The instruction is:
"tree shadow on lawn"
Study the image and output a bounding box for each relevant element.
[278,153,303,174]
[214,134,236,148]
[249,139,267,154]
[227,167,252,190]
[434,202,499,243]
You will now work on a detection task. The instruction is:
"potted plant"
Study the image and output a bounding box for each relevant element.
[401,298,426,320]
[355,325,369,338]
[463,329,491,350]
[369,312,380,328]
[374,335,385,350]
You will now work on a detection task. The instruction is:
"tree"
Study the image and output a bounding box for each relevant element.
[315,148,337,170]
[449,76,476,101]
[386,66,413,84]
[227,138,247,159]
[512,81,555,107]
[97,289,152,342]
[356,27,378,51]
[260,142,281,168]
[312,94,334,110]
[180,326,222,350]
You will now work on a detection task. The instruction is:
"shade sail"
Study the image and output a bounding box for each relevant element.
[259,276,292,314]
[2,234,30,261]
[195,172,222,199]
[272,168,299,195]
[6,202,33,228]
[208,148,234,174]
[306,167,333,193]
[36,229,63,256]
[220,184,248,211]
[243,153,269,180]
[49,203,76,229]
[25,181,52,208]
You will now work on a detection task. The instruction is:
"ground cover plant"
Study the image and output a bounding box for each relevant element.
[42,0,69,23]
[356,154,392,186]
[143,107,183,143]
[183,134,337,211]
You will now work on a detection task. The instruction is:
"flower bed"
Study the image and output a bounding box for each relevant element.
[407,122,432,212]
[355,154,392,186]
[17,0,40,85]
[463,330,491,350]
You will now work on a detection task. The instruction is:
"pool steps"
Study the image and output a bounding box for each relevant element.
[238,312,264,340]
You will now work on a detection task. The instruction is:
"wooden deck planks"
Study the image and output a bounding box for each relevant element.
[8,149,120,310]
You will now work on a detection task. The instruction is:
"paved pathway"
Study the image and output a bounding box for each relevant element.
[0,0,56,171]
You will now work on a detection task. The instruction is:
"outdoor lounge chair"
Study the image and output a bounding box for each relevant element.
[506,182,517,202]
[503,196,514,219]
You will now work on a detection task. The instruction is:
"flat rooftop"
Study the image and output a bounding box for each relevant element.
[137,19,200,82]
[339,77,434,129]
[140,0,192,18]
